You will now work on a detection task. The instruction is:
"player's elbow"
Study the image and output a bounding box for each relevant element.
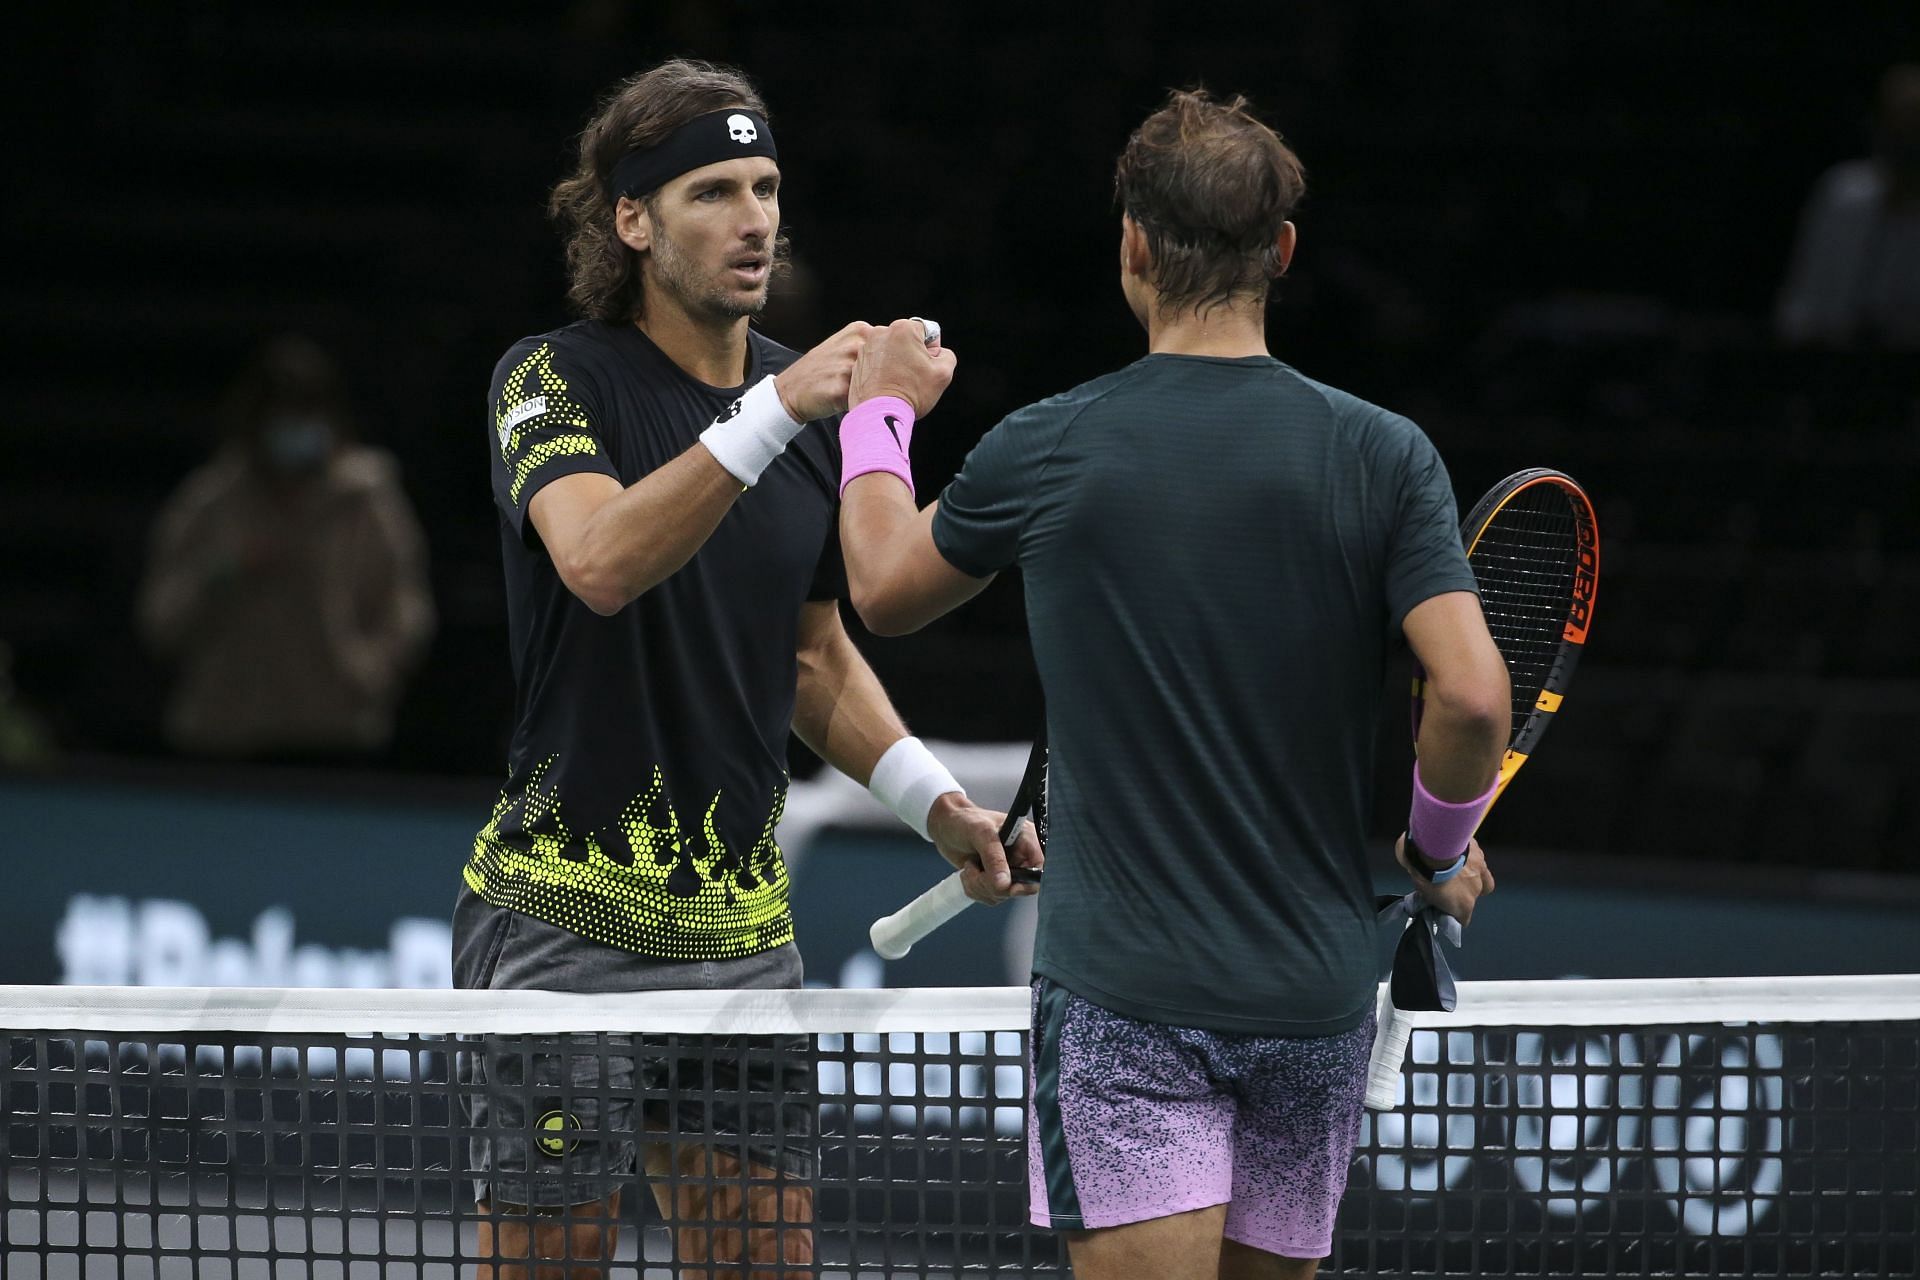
[1431,668,1511,758]
[577,590,628,618]
[553,548,636,617]
[1467,691,1510,762]
[574,580,634,617]
[847,564,932,636]
[849,584,925,637]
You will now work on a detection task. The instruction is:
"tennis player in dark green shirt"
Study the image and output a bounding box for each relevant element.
[833,91,1509,1280]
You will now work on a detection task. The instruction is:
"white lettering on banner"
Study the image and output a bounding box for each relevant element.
[134,899,208,986]
[54,895,452,988]
[815,1029,1027,1141]
[1511,1030,1635,1216]
[1649,1032,1785,1238]
[857,903,1030,1139]
[838,951,884,990]
[1366,1024,1787,1239]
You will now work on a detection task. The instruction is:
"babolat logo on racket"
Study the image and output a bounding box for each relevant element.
[533,1109,581,1158]
[1569,514,1599,635]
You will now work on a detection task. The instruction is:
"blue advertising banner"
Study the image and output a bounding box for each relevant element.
[2,772,1914,990]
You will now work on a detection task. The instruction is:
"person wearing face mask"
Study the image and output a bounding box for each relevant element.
[1777,64,1920,351]
[137,335,436,760]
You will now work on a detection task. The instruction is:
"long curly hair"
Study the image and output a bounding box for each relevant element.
[549,59,787,322]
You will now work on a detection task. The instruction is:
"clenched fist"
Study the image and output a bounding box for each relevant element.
[848,319,957,417]
[773,321,875,422]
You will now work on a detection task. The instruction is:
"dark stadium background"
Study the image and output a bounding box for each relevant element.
[6,0,1919,886]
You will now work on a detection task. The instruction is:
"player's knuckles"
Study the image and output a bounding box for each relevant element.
[960,874,1001,906]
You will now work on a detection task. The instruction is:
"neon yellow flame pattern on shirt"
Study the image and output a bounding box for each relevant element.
[465,757,794,960]
[496,343,602,505]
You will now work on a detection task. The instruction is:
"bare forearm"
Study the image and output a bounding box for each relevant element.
[1403,591,1511,799]
[840,477,924,631]
[793,616,907,785]
[1413,694,1508,799]
[839,486,991,636]
[551,448,744,614]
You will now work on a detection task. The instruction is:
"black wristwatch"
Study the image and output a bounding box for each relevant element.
[1404,834,1466,883]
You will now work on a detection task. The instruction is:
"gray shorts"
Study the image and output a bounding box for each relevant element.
[451,885,814,1207]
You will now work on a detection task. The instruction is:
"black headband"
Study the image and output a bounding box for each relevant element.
[607,109,778,200]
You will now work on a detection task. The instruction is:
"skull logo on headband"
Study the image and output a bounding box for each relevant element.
[607,109,778,200]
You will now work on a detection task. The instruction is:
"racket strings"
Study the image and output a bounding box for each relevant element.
[1469,487,1581,737]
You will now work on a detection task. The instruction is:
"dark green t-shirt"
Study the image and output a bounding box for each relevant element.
[932,354,1477,1035]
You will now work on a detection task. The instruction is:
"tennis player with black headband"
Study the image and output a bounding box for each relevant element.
[455,59,1040,1279]
[835,90,1508,1279]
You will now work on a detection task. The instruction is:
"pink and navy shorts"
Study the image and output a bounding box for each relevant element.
[1027,976,1372,1259]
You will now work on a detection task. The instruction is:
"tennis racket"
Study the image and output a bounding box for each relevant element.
[868,729,1046,960]
[1363,467,1599,1110]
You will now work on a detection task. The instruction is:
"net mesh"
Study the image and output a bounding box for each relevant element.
[1469,482,1582,737]
[3,979,1914,1278]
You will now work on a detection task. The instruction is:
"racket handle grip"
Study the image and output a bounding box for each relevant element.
[1364,987,1415,1111]
[869,872,972,960]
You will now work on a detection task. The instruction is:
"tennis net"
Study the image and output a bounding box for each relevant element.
[3,975,1914,1277]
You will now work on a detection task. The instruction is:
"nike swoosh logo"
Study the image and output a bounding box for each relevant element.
[883,415,903,447]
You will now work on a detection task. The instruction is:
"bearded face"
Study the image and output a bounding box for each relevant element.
[639,156,785,323]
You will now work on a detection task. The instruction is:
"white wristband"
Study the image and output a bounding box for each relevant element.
[868,736,964,841]
[699,375,806,486]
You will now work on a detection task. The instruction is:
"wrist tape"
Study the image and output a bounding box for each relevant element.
[699,376,805,486]
[869,735,963,841]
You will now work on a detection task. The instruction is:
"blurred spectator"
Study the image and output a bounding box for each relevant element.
[1776,64,1920,350]
[137,337,435,761]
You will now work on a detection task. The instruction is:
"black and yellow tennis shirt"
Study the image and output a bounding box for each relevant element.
[469,320,843,960]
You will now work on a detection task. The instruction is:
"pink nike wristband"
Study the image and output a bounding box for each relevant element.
[1409,762,1497,865]
[839,396,916,498]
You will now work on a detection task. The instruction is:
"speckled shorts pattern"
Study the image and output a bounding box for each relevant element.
[1027,977,1372,1257]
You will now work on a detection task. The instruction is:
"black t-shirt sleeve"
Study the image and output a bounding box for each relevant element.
[488,338,621,540]
[931,402,1062,578]
[1383,424,1480,631]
